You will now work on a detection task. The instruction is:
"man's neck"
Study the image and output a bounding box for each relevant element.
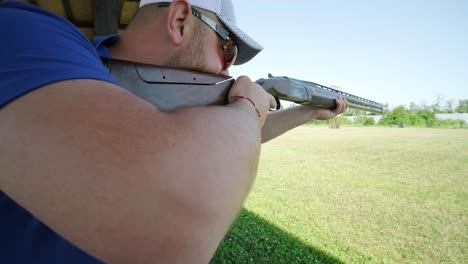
[108,35,171,67]
[107,39,135,62]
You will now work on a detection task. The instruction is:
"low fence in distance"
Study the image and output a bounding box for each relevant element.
[344,113,468,124]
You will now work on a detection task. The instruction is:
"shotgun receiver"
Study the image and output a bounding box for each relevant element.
[103,58,383,114]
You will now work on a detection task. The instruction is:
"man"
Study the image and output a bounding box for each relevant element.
[0,0,347,263]
[98,0,348,142]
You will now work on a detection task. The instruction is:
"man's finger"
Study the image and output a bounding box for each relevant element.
[334,97,343,114]
[343,98,349,113]
[269,95,277,110]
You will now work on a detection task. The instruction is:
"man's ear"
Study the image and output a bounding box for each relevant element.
[165,0,192,46]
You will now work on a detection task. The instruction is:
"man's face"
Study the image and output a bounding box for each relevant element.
[167,13,230,76]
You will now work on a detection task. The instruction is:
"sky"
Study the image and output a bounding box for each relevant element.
[228,0,468,108]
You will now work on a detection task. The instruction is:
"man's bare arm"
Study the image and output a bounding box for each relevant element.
[261,100,349,143]
[0,79,266,263]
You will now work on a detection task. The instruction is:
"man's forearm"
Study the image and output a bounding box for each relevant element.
[261,105,315,143]
[261,97,349,143]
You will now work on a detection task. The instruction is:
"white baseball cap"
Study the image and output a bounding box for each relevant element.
[139,0,263,65]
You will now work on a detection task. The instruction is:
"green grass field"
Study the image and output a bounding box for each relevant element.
[211,127,468,264]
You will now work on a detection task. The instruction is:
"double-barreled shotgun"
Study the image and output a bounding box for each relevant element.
[103,58,383,114]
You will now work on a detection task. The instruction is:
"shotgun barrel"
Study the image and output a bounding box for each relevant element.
[257,75,383,114]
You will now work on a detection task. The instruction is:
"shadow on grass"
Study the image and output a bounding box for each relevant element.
[210,208,344,264]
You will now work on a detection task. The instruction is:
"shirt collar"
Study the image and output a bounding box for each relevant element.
[92,34,120,58]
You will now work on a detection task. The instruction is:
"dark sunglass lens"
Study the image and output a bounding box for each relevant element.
[225,42,236,62]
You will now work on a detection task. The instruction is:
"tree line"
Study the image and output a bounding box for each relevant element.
[307,99,468,128]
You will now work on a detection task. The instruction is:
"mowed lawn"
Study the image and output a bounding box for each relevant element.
[211,126,468,264]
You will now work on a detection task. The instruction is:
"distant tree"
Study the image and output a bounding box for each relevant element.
[455,99,468,113]
[408,111,426,126]
[379,105,408,126]
[382,103,390,114]
[362,117,375,126]
[409,102,419,112]
[335,116,353,125]
[343,108,364,116]
[417,109,436,127]
[431,95,445,113]
[445,100,454,113]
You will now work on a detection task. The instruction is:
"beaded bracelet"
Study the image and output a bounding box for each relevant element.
[230,96,261,118]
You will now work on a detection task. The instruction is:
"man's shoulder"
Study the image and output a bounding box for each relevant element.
[0,2,118,109]
[0,1,73,29]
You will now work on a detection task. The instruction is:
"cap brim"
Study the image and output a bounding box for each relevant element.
[217,15,263,65]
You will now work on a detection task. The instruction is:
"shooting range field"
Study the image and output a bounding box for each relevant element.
[211,126,468,264]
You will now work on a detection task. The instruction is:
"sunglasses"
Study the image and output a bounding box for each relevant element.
[190,7,238,70]
[157,3,238,70]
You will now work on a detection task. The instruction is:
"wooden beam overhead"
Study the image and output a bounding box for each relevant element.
[94,0,122,36]
[62,0,75,24]
[2,0,139,39]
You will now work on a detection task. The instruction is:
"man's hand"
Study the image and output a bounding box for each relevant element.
[309,97,349,120]
[227,76,277,127]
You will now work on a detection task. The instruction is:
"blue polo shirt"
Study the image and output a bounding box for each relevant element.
[0,2,121,263]
[93,35,120,58]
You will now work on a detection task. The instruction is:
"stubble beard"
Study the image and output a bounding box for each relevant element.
[167,22,210,73]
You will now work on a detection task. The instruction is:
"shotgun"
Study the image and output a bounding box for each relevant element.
[102,58,383,114]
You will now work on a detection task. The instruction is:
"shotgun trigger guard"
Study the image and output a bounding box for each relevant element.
[274,97,281,111]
